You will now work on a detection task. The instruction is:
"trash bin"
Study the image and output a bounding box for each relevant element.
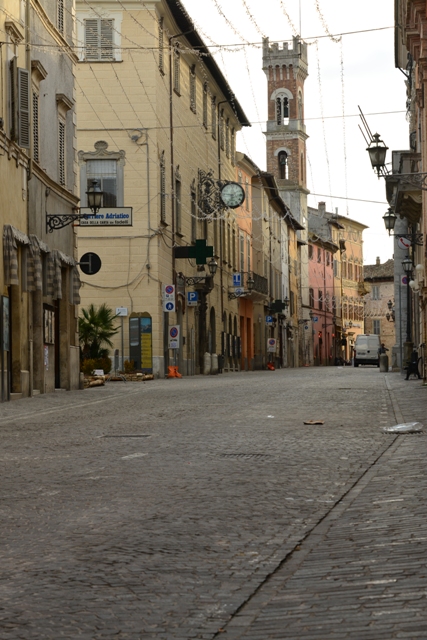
[379,353,389,372]
[218,354,225,373]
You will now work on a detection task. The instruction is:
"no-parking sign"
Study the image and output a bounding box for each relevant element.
[169,325,180,349]
[267,338,277,353]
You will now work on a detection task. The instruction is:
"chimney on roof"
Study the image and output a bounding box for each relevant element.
[376,256,380,265]
[318,202,326,217]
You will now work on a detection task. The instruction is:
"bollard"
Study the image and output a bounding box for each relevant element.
[379,353,389,372]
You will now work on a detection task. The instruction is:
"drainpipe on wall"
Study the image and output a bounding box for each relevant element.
[217,99,228,319]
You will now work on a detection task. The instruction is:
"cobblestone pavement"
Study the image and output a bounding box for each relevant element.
[0,367,426,639]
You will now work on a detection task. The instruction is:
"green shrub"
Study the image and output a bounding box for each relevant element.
[81,356,112,375]
[124,359,135,373]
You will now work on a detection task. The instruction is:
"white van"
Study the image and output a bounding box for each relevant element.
[354,334,381,367]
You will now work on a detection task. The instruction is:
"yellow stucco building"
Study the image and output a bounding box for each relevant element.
[76,0,250,376]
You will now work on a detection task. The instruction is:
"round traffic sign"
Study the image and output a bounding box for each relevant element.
[268,338,276,346]
[170,327,178,338]
[165,285,174,294]
[165,302,174,311]
[79,252,101,275]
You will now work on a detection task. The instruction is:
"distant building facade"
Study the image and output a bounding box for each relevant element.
[364,257,395,361]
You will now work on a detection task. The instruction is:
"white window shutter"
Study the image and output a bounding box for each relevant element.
[10,58,18,141]
[18,67,30,149]
[85,19,99,60]
[100,20,113,60]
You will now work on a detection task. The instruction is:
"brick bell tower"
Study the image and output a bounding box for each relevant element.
[262,36,309,224]
[263,36,310,366]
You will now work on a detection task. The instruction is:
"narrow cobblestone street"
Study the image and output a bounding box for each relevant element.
[1,368,426,639]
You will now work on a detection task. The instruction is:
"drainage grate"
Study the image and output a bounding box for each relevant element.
[219,453,271,461]
[102,435,151,438]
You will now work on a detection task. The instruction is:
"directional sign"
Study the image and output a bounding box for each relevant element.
[312,316,319,323]
[116,307,128,317]
[79,252,101,275]
[163,300,175,312]
[169,325,180,349]
[267,338,277,353]
[187,291,198,307]
[233,273,242,287]
[266,315,273,325]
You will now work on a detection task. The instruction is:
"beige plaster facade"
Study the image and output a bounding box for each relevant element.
[76,0,249,376]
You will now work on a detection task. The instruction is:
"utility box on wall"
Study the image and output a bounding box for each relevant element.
[129,312,153,373]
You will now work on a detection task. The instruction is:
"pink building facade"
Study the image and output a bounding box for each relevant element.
[308,240,339,366]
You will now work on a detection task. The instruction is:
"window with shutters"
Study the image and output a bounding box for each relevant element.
[58,119,66,186]
[189,65,196,113]
[309,288,314,307]
[158,18,164,73]
[190,184,197,243]
[220,109,225,150]
[211,96,216,139]
[57,0,64,34]
[231,128,235,165]
[160,151,166,223]
[173,46,180,94]
[175,169,182,235]
[10,60,30,149]
[84,19,114,61]
[225,118,230,158]
[33,92,39,163]
[240,233,244,274]
[247,237,251,273]
[318,290,323,311]
[202,83,208,128]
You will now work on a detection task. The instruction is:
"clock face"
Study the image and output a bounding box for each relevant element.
[220,182,245,209]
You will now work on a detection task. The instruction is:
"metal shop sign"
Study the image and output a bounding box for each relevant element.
[79,208,133,227]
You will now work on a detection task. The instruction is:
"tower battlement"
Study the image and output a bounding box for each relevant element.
[262,36,308,73]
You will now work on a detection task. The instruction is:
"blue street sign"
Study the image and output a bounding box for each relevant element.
[266,315,273,325]
[233,273,242,287]
[187,291,198,306]
[312,316,319,322]
[165,301,174,311]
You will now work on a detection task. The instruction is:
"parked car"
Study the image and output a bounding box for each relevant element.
[353,334,381,367]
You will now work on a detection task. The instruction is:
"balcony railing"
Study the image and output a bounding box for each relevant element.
[252,272,268,295]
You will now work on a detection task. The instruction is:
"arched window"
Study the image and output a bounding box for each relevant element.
[276,95,289,125]
[298,92,303,121]
[278,151,288,179]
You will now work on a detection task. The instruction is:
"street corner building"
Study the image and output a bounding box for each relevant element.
[1,0,81,402]
[75,0,255,378]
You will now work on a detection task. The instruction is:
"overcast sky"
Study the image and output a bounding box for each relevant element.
[181,0,408,265]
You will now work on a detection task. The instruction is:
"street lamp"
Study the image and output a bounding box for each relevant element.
[382,208,397,233]
[86,179,103,214]
[283,296,289,310]
[46,179,104,232]
[207,257,218,277]
[402,256,413,342]
[366,133,389,177]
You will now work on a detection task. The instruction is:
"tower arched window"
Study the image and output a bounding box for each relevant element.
[278,151,288,179]
[276,95,289,125]
[298,92,303,121]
